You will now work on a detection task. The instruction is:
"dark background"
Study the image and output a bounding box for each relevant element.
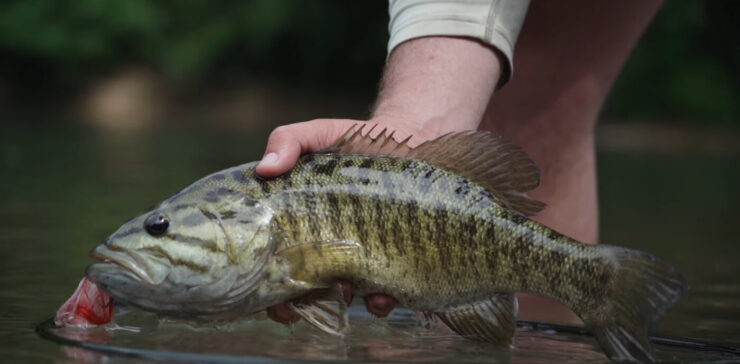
[0,0,737,130]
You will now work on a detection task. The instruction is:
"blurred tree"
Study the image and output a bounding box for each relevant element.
[603,0,739,125]
[0,0,736,124]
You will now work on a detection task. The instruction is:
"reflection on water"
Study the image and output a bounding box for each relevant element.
[40,307,740,363]
[1,124,739,362]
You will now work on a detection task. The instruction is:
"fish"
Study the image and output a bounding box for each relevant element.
[86,125,688,362]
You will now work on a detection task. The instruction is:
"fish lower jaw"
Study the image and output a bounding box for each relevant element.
[90,245,163,285]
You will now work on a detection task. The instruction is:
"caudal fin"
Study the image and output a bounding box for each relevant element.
[584,246,688,363]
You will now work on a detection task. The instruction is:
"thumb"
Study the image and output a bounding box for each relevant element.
[256,119,361,178]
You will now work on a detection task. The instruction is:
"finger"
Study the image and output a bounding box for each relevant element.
[266,303,301,324]
[256,119,360,178]
[365,293,398,318]
[267,279,353,325]
[337,279,353,305]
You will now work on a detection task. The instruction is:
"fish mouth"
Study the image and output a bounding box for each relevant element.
[90,244,167,285]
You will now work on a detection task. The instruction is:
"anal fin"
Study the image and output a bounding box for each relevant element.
[435,293,518,347]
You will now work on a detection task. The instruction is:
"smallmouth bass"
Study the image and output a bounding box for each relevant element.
[86,126,687,362]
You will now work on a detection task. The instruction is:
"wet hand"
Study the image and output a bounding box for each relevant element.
[256,117,439,178]
[266,280,398,324]
[364,292,398,317]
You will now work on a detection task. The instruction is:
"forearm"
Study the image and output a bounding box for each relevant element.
[371,37,502,139]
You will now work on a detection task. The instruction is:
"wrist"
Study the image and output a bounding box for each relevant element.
[372,36,502,134]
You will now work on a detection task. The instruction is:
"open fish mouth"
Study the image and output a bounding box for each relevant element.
[89,244,167,285]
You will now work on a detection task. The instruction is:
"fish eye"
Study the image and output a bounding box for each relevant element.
[144,214,169,236]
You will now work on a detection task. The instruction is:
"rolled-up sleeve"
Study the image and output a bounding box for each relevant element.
[388,0,530,85]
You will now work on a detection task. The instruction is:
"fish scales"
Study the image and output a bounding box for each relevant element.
[86,128,687,362]
[264,153,599,311]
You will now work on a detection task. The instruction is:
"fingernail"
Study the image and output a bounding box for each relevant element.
[260,152,278,166]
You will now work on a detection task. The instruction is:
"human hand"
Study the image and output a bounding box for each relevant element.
[256,117,438,178]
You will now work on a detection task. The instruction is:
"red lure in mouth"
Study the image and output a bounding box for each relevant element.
[55,277,114,327]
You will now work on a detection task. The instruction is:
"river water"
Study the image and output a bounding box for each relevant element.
[1,124,738,362]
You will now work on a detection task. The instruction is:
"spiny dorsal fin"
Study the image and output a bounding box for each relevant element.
[324,124,545,216]
[326,123,413,156]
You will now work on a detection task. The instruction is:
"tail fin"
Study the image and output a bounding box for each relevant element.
[584,245,688,363]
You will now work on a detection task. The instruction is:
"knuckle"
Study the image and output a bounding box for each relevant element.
[270,125,289,138]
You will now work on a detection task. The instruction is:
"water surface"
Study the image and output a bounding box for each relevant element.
[0,124,738,362]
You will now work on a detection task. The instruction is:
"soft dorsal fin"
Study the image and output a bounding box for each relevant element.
[323,124,545,216]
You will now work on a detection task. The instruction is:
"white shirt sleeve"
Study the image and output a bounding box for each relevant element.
[388,0,530,85]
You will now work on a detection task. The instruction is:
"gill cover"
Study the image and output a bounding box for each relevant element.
[189,190,277,310]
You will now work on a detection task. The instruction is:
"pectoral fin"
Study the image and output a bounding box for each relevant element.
[436,292,518,347]
[288,282,349,336]
[275,239,362,284]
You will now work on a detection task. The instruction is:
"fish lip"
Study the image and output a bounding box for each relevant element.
[90,244,161,285]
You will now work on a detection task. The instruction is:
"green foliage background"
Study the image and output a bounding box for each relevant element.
[603,1,739,125]
[0,0,737,124]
